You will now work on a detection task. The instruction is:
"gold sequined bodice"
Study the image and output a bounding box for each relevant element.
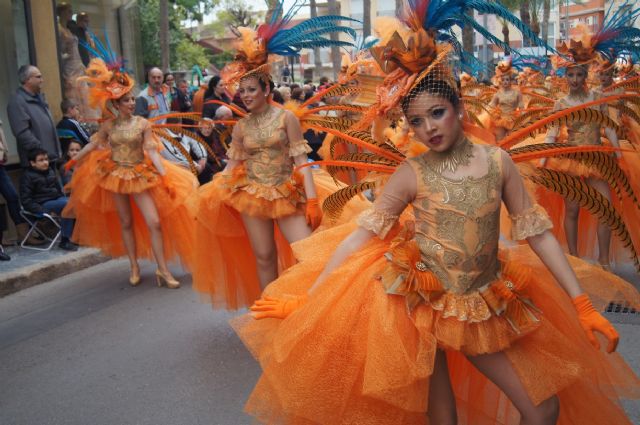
[238,107,293,186]
[558,91,602,145]
[109,116,147,166]
[496,89,519,114]
[409,146,503,294]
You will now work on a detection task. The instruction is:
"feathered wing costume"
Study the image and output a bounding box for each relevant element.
[62,36,198,268]
[498,2,640,268]
[230,1,640,423]
[191,0,363,310]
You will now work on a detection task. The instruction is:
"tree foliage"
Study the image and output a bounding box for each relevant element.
[139,0,213,70]
[207,0,262,37]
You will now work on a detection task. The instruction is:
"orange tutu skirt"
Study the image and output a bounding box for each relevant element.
[232,222,640,425]
[62,149,198,268]
[223,164,306,219]
[191,168,371,310]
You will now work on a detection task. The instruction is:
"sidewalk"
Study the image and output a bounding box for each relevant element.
[0,243,109,297]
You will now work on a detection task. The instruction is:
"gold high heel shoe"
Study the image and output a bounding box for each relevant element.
[129,267,141,286]
[155,270,180,289]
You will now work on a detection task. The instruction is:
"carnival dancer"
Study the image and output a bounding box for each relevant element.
[489,58,524,141]
[62,51,198,288]
[191,0,359,309]
[541,18,638,269]
[231,2,640,424]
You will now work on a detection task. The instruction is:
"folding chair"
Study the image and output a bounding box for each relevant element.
[19,207,62,251]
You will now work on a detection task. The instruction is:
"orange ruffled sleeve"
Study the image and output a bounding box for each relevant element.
[356,208,399,239]
[226,122,249,160]
[510,204,553,241]
[288,139,312,157]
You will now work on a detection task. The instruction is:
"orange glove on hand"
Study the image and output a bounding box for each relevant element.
[250,294,308,320]
[161,174,176,199]
[63,159,77,174]
[305,198,322,230]
[572,294,619,353]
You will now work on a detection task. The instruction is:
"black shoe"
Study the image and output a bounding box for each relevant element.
[59,240,79,252]
[0,251,9,261]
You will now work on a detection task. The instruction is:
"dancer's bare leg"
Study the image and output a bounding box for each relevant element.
[426,349,457,425]
[241,213,277,288]
[277,213,312,244]
[113,193,139,276]
[563,198,580,257]
[587,177,612,267]
[132,191,171,275]
[467,351,560,425]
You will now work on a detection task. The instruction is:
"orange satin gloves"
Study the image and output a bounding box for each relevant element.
[63,159,77,173]
[305,198,322,230]
[250,295,308,319]
[572,294,619,353]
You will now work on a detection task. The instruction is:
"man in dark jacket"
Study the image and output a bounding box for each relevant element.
[19,148,77,251]
[7,65,61,168]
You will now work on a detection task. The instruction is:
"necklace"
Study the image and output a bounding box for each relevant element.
[567,90,589,103]
[251,105,273,128]
[424,138,474,174]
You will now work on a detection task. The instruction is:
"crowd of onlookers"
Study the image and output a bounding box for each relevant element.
[0,62,347,262]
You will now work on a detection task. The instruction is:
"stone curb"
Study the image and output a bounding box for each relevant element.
[0,248,109,298]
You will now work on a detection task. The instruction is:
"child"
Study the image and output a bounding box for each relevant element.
[60,139,82,187]
[19,148,77,251]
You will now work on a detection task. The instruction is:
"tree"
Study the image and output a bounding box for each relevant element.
[363,0,371,38]
[175,38,211,69]
[310,0,323,78]
[326,0,342,79]
[139,0,213,71]
[541,0,552,46]
[462,11,475,54]
[160,0,170,71]
[206,0,262,37]
[519,0,531,47]
[498,0,521,53]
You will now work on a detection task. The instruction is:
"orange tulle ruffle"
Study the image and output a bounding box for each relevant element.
[95,156,160,193]
[62,149,198,268]
[232,221,640,425]
[223,165,306,219]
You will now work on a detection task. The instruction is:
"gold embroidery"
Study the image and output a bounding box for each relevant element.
[410,145,503,294]
[110,117,146,166]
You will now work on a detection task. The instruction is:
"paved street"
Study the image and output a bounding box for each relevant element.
[0,259,639,425]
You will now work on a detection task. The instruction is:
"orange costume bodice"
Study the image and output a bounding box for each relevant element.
[408,148,503,294]
[357,142,552,327]
[495,89,520,115]
[554,91,604,145]
[93,116,160,193]
[223,106,312,218]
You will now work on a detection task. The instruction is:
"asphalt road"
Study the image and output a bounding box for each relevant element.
[0,259,638,425]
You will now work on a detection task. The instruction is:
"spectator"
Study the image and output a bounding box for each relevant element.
[134,67,171,122]
[272,89,285,104]
[202,76,231,119]
[159,124,207,176]
[278,86,292,102]
[68,12,93,67]
[1,119,41,248]
[281,65,291,84]
[19,148,77,251]
[173,80,193,113]
[165,72,179,111]
[303,84,315,102]
[196,114,229,184]
[59,139,82,187]
[7,65,62,168]
[56,98,90,152]
[291,87,304,102]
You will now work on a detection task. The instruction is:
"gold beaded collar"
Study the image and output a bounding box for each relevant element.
[424,137,474,174]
